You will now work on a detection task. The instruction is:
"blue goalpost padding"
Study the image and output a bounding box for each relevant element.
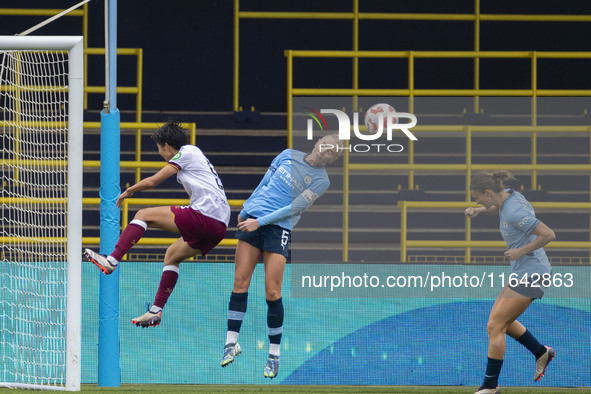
[98,108,121,386]
[98,0,121,386]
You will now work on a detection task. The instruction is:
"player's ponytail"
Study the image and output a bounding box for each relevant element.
[491,170,521,191]
[470,171,504,193]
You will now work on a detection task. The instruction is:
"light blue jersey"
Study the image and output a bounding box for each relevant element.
[241,149,330,231]
[498,191,552,278]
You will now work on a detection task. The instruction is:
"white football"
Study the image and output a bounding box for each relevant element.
[364,103,397,133]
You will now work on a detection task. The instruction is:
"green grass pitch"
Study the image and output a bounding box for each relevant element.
[1,385,588,393]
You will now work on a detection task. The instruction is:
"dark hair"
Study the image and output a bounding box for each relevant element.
[470,170,517,194]
[499,172,522,191]
[151,120,189,150]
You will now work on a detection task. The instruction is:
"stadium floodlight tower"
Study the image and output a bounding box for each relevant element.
[0,36,83,391]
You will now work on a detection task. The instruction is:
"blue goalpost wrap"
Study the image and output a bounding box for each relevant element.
[98,109,120,386]
[98,0,121,386]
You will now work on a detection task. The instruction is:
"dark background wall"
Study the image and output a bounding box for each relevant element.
[1,0,591,114]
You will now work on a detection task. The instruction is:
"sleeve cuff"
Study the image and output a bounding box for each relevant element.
[526,219,540,235]
[168,162,181,171]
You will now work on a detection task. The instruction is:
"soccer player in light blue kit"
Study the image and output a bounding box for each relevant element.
[220,134,341,378]
[465,171,556,394]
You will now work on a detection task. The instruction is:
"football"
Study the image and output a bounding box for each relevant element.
[364,103,397,133]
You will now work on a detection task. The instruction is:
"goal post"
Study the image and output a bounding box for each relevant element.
[0,36,83,391]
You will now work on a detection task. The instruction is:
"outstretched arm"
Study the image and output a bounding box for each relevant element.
[116,164,178,207]
[465,205,498,218]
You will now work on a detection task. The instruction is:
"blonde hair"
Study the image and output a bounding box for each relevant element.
[470,170,516,193]
[320,133,344,157]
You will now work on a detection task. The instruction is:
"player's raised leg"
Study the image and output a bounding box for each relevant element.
[132,237,198,327]
[222,241,261,366]
[85,206,178,274]
[506,320,555,381]
[534,346,556,381]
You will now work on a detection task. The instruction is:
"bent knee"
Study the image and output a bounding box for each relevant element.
[265,288,282,301]
[233,276,251,292]
[134,209,149,222]
[163,256,183,266]
[487,319,508,336]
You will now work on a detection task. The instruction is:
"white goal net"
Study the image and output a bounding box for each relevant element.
[0,36,82,391]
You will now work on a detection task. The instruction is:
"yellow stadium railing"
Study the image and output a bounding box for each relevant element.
[236,2,591,261]
[0,197,243,251]
[83,47,143,111]
[343,124,591,262]
[0,8,220,255]
[84,48,144,184]
[83,121,195,184]
[0,121,195,184]
[286,49,591,150]
[235,0,591,111]
[0,120,228,251]
[1,7,146,184]
[83,197,243,253]
[285,49,591,261]
[398,201,591,263]
[346,124,591,199]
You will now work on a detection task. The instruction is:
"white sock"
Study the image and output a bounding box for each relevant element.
[130,219,148,230]
[226,331,239,346]
[149,305,162,314]
[106,256,119,266]
[163,265,180,274]
[269,343,280,357]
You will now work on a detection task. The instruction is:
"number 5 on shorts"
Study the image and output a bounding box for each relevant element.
[281,230,290,249]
